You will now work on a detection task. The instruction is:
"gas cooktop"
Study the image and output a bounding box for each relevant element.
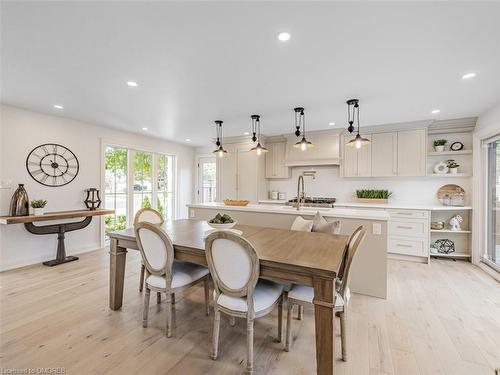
[286,197,336,208]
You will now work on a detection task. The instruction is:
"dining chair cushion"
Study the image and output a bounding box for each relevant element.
[146,262,209,289]
[290,216,313,232]
[136,227,168,270]
[312,212,341,234]
[287,284,349,308]
[217,280,284,313]
[211,238,253,290]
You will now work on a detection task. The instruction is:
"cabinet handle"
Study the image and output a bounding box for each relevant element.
[395,212,412,215]
[396,243,412,248]
[396,225,413,229]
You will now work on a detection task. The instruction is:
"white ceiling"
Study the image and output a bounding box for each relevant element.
[1,1,499,146]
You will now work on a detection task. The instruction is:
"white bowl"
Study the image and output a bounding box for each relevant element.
[207,221,238,230]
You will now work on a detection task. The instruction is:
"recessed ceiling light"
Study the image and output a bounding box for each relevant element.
[329,122,335,126]
[431,109,440,114]
[53,104,63,110]
[127,81,139,87]
[278,32,291,42]
[142,127,148,131]
[462,72,476,80]
[185,138,191,142]
[244,132,250,135]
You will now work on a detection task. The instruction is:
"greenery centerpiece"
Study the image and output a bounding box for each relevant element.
[356,189,392,204]
[30,199,47,215]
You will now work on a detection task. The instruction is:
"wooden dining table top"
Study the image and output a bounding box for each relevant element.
[109,219,349,278]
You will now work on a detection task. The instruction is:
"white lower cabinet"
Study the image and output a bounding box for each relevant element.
[388,238,427,257]
[387,209,430,262]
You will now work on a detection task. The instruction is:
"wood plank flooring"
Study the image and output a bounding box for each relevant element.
[1,250,499,374]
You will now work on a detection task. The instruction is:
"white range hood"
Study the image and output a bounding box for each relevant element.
[284,133,341,166]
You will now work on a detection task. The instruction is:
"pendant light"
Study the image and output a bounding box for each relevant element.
[346,99,370,149]
[249,115,268,155]
[212,120,228,158]
[292,107,314,151]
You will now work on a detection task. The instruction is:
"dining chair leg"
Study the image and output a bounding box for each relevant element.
[339,310,348,361]
[297,305,303,320]
[211,308,220,360]
[157,292,161,304]
[229,316,236,327]
[204,278,210,316]
[246,318,254,374]
[285,301,293,352]
[277,295,283,343]
[165,292,172,337]
[171,293,175,305]
[139,263,145,292]
[142,288,151,328]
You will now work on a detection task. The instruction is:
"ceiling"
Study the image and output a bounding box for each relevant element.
[1,1,499,146]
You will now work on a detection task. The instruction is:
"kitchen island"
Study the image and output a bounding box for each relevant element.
[187,202,389,299]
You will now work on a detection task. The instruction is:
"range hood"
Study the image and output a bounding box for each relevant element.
[284,133,340,166]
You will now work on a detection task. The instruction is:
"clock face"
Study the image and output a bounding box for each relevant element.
[26,143,79,187]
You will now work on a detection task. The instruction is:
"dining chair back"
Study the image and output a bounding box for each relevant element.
[338,226,367,301]
[134,208,164,226]
[135,222,174,278]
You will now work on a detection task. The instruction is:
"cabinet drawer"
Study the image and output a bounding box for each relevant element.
[388,220,428,237]
[388,237,427,256]
[388,209,429,219]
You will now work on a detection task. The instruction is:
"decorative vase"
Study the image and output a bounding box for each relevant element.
[449,167,458,174]
[33,207,45,216]
[9,184,30,216]
[435,145,445,152]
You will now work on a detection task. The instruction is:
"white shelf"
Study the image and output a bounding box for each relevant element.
[427,150,472,156]
[430,252,471,259]
[426,173,471,178]
[431,206,472,211]
[430,229,471,234]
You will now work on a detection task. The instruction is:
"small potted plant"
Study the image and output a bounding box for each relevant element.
[31,199,47,215]
[433,139,447,152]
[356,189,392,204]
[446,160,460,174]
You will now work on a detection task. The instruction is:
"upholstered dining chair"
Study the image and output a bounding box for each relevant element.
[134,208,164,294]
[205,231,285,375]
[135,222,210,337]
[285,226,367,361]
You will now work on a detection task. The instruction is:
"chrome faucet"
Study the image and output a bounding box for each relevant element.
[294,175,305,210]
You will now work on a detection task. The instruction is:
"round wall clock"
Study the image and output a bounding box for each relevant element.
[26,143,79,187]
[450,141,464,151]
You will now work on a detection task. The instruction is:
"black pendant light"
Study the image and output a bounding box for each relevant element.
[292,107,314,150]
[346,99,370,149]
[212,120,228,158]
[249,115,268,155]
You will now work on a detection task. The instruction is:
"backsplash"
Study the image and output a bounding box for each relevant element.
[268,166,472,206]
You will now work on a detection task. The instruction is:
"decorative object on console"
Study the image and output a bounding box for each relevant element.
[449,215,463,231]
[437,184,465,206]
[249,115,268,155]
[26,143,79,187]
[356,189,392,204]
[31,199,47,215]
[212,120,228,158]
[431,221,445,230]
[446,159,460,174]
[434,161,449,174]
[346,98,370,149]
[292,107,314,150]
[84,188,101,210]
[9,183,29,216]
[223,199,249,206]
[434,239,455,254]
[450,141,464,151]
[433,139,447,152]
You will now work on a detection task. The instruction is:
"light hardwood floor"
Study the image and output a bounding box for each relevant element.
[1,250,499,375]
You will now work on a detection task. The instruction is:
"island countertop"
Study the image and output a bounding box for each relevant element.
[186,202,389,221]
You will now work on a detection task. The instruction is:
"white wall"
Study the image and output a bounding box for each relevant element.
[268,166,472,206]
[0,105,195,271]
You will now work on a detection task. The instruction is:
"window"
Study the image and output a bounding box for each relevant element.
[486,137,500,267]
[104,145,176,239]
[197,157,216,203]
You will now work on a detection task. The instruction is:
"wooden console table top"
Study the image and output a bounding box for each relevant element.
[0,208,114,224]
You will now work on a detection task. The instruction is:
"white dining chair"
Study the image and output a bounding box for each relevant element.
[285,226,367,361]
[205,231,285,375]
[134,208,164,294]
[135,221,210,337]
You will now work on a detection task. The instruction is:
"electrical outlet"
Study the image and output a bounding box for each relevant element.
[372,223,382,235]
[189,209,195,218]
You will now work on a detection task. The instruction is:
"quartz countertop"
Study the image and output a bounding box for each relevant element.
[332,201,472,211]
[187,202,390,221]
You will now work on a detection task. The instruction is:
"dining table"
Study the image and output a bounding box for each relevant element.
[107,219,348,375]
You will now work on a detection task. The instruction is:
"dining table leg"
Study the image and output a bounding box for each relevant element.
[313,276,336,375]
[109,238,127,310]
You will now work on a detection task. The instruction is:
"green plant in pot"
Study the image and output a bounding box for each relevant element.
[433,139,447,152]
[446,160,460,174]
[356,189,392,203]
[31,199,47,215]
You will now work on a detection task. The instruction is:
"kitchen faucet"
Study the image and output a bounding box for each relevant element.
[294,175,305,210]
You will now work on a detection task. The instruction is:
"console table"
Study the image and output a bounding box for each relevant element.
[0,208,114,266]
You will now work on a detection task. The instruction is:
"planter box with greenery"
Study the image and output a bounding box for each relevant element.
[433,139,447,152]
[356,189,392,204]
[31,199,47,215]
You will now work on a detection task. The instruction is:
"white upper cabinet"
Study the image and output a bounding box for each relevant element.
[285,133,340,166]
[342,135,372,177]
[265,142,290,179]
[371,132,397,177]
[396,129,426,176]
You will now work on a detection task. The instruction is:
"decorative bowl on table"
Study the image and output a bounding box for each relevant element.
[207,221,238,230]
[207,213,237,230]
